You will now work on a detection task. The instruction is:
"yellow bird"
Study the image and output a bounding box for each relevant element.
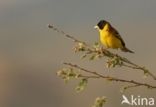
[94,20,134,53]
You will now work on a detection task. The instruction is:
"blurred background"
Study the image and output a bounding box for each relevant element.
[0,0,156,107]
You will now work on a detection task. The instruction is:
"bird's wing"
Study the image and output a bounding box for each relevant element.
[110,26,125,47]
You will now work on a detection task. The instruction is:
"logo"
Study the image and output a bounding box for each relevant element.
[121,95,155,106]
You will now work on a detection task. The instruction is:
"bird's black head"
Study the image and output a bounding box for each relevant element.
[97,20,107,30]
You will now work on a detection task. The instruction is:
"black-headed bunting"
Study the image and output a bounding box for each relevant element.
[94,20,134,53]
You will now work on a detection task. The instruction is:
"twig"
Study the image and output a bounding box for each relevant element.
[48,24,86,44]
[64,62,156,89]
[48,24,156,80]
[123,84,141,90]
[79,75,100,79]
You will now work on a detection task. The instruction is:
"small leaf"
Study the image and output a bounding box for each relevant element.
[89,54,96,60]
[92,96,107,107]
[94,42,99,46]
[74,42,86,52]
[106,56,123,68]
[93,42,100,48]
[57,68,80,83]
[75,78,88,92]
[81,54,87,59]
[144,69,149,75]
[78,42,85,51]
[120,86,127,93]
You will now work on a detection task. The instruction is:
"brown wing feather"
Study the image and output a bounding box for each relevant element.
[109,25,125,47]
[107,23,134,53]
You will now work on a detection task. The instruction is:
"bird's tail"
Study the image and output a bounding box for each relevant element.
[121,47,134,53]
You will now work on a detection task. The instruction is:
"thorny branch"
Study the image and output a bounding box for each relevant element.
[49,23,156,107]
[48,24,156,81]
[64,62,156,89]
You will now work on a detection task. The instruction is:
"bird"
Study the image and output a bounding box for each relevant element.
[94,20,134,53]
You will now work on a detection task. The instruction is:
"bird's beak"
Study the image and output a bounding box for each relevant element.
[94,25,98,29]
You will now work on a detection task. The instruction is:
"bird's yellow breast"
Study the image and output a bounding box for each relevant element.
[99,29,123,49]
